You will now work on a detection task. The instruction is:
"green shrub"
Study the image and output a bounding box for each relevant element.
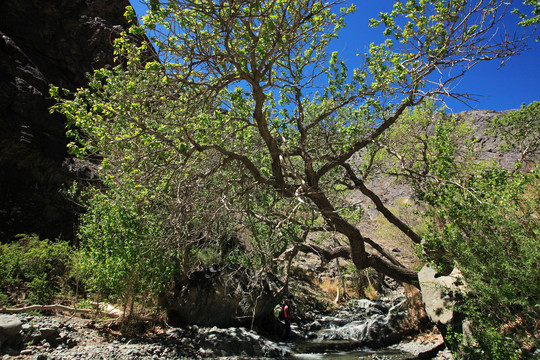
[401,103,540,358]
[422,162,539,357]
[76,184,181,312]
[0,234,74,305]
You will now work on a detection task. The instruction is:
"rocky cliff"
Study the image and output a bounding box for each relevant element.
[0,0,135,241]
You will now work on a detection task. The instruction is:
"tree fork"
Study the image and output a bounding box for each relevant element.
[307,187,418,285]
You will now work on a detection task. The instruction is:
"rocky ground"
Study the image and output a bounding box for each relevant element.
[1,305,451,360]
[1,312,290,360]
[392,332,452,360]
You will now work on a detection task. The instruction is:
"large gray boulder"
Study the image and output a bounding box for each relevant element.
[418,265,472,348]
[418,265,464,325]
[167,264,284,333]
[0,315,22,353]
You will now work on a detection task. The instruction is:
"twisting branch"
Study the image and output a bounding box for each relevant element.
[280,242,351,266]
[342,163,423,244]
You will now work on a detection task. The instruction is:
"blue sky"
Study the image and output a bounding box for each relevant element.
[329,1,540,113]
[130,1,539,113]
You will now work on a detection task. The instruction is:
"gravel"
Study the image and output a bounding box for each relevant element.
[1,314,285,360]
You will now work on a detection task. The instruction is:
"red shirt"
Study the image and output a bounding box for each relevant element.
[284,304,291,320]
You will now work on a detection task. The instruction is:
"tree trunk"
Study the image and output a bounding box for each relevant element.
[308,187,419,286]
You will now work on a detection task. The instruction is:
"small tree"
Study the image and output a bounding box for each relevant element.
[75,181,178,311]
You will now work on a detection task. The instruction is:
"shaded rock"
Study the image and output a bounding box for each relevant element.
[167,264,284,333]
[0,315,23,352]
[305,320,322,331]
[0,0,141,241]
[194,326,290,358]
[16,315,79,350]
[417,342,447,359]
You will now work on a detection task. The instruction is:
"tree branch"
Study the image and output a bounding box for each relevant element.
[342,163,423,244]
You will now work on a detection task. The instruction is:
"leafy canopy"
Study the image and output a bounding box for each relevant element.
[374,100,539,358]
[52,0,529,287]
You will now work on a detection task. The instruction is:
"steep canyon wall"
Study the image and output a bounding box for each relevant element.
[0,0,134,241]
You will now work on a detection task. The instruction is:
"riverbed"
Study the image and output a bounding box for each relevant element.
[0,296,451,359]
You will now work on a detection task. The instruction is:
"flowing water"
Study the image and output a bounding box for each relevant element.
[290,338,416,360]
[287,297,419,359]
[293,347,414,360]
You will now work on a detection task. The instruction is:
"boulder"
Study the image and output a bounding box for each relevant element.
[418,266,465,326]
[167,264,284,333]
[0,315,23,352]
[193,326,290,358]
[418,265,472,349]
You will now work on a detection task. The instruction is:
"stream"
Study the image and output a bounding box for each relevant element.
[291,337,417,360]
[293,347,415,360]
[285,297,434,360]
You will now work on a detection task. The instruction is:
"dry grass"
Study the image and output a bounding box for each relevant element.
[363,284,379,300]
[314,277,377,302]
[316,277,337,294]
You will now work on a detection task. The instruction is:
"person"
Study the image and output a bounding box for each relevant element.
[283,299,292,340]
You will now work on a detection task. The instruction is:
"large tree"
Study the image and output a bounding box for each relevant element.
[54,0,530,285]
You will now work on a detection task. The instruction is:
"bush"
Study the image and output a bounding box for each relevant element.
[390,102,540,358]
[0,234,74,305]
[422,163,539,357]
[76,183,181,314]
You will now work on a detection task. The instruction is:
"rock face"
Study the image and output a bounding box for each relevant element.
[167,264,284,333]
[0,0,134,241]
[455,109,522,169]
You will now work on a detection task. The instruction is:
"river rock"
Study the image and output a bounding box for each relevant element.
[0,315,23,352]
[329,312,405,348]
[313,296,407,348]
[193,326,290,358]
